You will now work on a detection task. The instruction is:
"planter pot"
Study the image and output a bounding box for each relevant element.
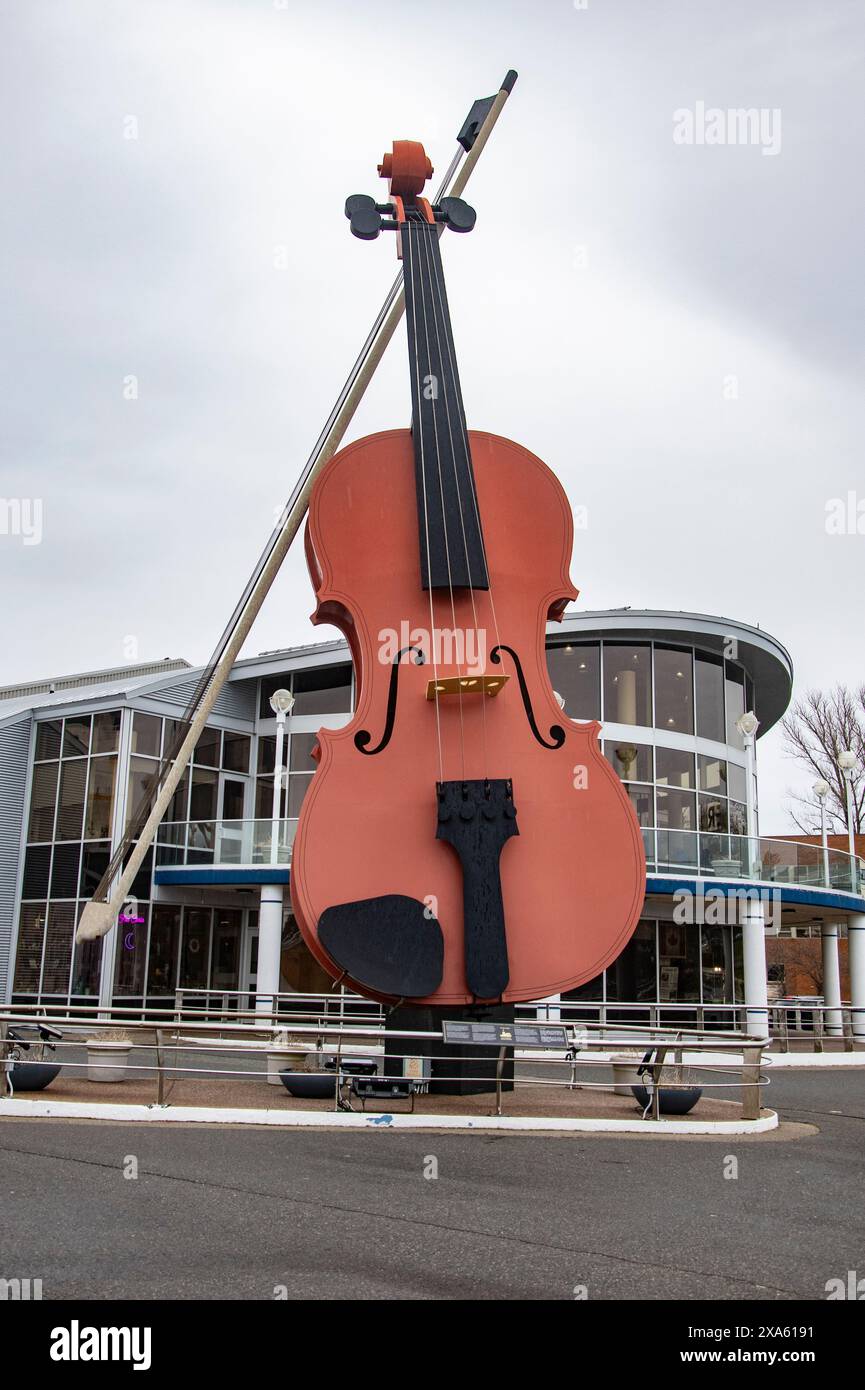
[610,1054,643,1096]
[279,1071,336,1100]
[8,1061,61,1092]
[631,1083,703,1116]
[266,1049,306,1086]
[86,1042,131,1083]
[711,858,743,878]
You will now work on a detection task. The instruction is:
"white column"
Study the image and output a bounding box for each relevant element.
[256,883,284,1016]
[821,922,843,1037]
[849,913,865,1043]
[742,898,769,1040]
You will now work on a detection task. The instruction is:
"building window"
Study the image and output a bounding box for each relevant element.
[22,845,51,899]
[114,904,148,996]
[127,756,159,828]
[50,842,81,899]
[292,665,352,716]
[654,645,693,734]
[92,710,121,754]
[63,716,91,757]
[41,903,75,995]
[546,642,600,720]
[604,739,653,783]
[222,731,251,774]
[34,720,62,761]
[85,757,117,838]
[194,726,221,768]
[27,763,58,841]
[606,920,657,1001]
[658,922,700,1002]
[656,746,695,790]
[147,905,180,997]
[189,768,217,822]
[13,904,46,992]
[56,759,87,840]
[71,929,101,997]
[695,652,725,743]
[131,712,161,758]
[725,663,746,749]
[259,666,352,720]
[179,908,211,990]
[603,643,651,727]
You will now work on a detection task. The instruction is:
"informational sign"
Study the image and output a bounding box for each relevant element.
[441,1020,569,1049]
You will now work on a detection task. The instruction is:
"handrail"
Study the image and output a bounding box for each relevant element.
[0,1005,769,1122]
[153,818,864,892]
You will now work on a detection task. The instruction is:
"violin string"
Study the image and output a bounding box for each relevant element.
[426,219,507,759]
[405,215,444,784]
[412,216,467,782]
[419,220,488,777]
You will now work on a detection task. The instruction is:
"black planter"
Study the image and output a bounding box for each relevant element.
[8,1061,61,1092]
[631,1083,703,1116]
[279,1071,336,1099]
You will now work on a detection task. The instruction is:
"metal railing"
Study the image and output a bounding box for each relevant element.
[0,1002,770,1123]
[642,827,863,894]
[155,818,297,868]
[171,989,863,1051]
[153,818,863,892]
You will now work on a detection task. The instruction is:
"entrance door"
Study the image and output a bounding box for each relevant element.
[211,909,243,1009]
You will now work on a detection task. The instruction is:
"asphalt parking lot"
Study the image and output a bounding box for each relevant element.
[1,1067,863,1300]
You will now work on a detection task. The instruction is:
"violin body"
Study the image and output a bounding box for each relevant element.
[291,425,645,1004]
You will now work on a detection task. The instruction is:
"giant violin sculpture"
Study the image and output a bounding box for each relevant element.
[291,140,645,1005]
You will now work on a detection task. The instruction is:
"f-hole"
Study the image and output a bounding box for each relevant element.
[490,644,565,750]
[354,645,425,756]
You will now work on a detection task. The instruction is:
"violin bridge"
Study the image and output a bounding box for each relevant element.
[425,673,510,700]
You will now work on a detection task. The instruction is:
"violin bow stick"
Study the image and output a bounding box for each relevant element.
[77,70,518,943]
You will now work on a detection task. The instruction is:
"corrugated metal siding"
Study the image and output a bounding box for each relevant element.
[0,716,31,1001]
[141,675,257,722]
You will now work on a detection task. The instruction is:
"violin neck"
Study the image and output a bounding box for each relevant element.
[400,216,489,592]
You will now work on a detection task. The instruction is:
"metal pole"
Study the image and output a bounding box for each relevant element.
[271,710,287,866]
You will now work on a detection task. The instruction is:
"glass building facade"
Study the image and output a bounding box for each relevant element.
[2,612,811,1016]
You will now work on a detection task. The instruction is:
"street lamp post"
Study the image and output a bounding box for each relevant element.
[815,778,842,1036]
[838,749,858,870]
[269,688,294,865]
[838,750,864,1044]
[813,779,831,887]
[735,710,768,1040]
[257,687,294,1017]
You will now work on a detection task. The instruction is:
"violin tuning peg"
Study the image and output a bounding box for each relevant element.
[345,194,382,241]
[436,197,476,233]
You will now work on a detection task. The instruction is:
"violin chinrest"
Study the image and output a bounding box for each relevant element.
[319,894,444,998]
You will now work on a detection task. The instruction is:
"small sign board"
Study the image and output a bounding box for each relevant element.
[441,1020,568,1049]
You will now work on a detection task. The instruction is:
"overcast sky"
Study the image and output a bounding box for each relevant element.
[1,0,862,830]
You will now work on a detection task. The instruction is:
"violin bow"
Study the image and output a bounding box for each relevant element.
[77,70,519,943]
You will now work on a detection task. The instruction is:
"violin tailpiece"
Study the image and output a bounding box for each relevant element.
[436,779,518,1000]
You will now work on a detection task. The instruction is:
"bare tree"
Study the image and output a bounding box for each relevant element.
[782,685,864,834]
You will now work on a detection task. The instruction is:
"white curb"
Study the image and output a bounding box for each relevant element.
[0,1096,779,1136]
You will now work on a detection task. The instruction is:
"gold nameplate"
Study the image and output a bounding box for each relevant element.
[425,674,510,700]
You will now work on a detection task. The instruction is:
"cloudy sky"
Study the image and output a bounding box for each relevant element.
[1,0,862,829]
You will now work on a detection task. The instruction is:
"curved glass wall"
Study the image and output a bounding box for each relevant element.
[546,639,754,865]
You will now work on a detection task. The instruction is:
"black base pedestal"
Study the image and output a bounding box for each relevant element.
[385,1003,515,1096]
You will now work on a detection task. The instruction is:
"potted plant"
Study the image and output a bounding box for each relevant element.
[86,1028,133,1083]
[266,1031,310,1086]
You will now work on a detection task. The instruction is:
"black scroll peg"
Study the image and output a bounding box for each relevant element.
[345,194,399,241]
[434,197,476,233]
